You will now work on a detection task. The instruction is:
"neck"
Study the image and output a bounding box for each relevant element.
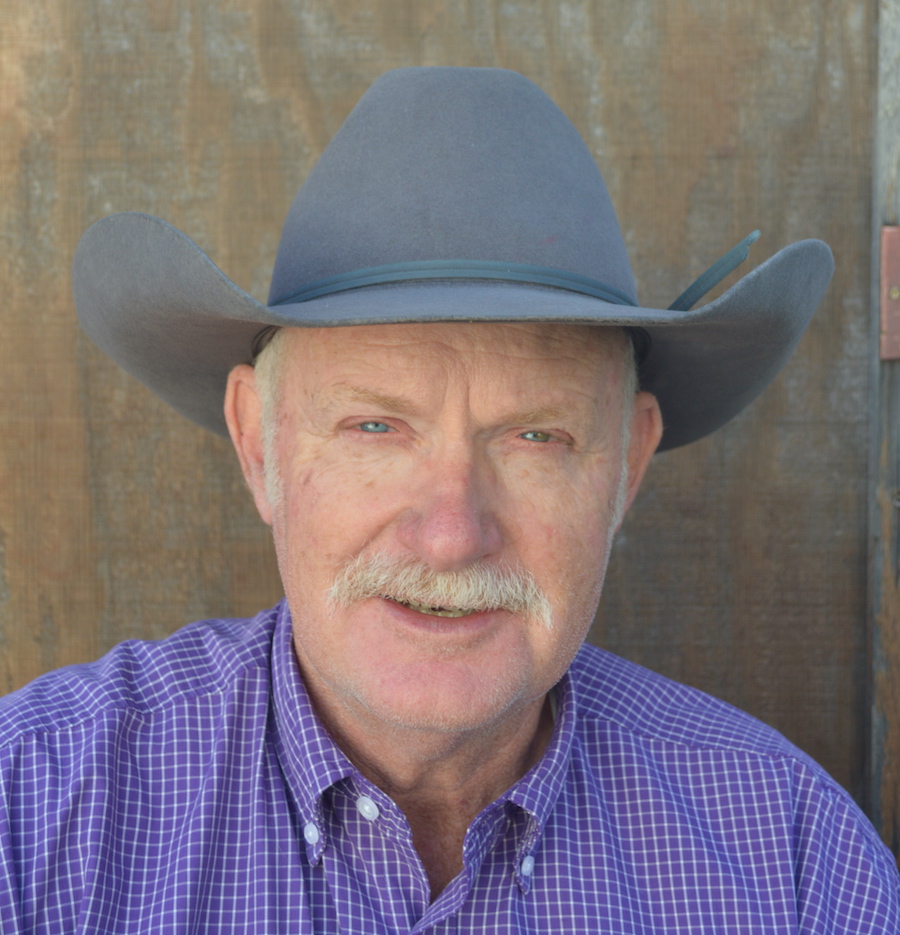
[304,676,555,900]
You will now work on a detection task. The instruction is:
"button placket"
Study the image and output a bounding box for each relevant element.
[514,851,537,894]
[301,819,326,866]
[511,811,543,894]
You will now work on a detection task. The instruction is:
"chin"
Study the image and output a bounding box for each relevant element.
[354,663,537,735]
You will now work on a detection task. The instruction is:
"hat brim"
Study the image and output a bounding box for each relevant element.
[73,212,834,451]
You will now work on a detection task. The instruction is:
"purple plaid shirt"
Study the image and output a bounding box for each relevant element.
[0,600,896,933]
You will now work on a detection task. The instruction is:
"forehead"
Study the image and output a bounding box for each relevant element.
[276,321,628,387]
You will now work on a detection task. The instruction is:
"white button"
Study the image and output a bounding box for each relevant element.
[303,822,320,845]
[356,795,380,821]
[520,855,535,877]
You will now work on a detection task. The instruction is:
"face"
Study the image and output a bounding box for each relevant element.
[226,322,661,738]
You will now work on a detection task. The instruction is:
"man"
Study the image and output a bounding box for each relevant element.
[0,67,897,932]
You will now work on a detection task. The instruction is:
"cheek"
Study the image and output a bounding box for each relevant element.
[504,462,615,551]
[272,466,339,580]
[502,471,615,620]
[276,458,404,564]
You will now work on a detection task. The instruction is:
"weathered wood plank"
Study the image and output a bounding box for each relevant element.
[596,0,875,808]
[870,0,900,860]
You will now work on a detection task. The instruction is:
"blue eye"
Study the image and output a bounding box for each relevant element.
[358,421,392,433]
[520,431,552,443]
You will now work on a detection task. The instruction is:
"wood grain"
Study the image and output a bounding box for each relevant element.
[0,0,888,851]
[871,0,900,860]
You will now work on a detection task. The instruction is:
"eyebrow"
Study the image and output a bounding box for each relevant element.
[504,407,567,425]
[332,385,420,414]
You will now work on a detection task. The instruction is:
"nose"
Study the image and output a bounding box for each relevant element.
[394,449,504,571]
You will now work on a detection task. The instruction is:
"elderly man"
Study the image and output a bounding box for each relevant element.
[0,67,897,933]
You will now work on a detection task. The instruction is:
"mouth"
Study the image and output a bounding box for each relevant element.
[384,596,482,619]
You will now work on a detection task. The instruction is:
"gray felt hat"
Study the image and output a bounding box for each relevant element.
[73,66,833,451]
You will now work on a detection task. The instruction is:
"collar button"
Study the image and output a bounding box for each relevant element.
[356,795,380,821]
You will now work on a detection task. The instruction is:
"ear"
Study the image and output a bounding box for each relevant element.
[618,391,663,519]
[224,363,275,526]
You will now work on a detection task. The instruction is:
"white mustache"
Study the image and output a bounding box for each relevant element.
[327,553,553,630]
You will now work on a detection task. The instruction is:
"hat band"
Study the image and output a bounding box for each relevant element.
[272,259,638,307]
[272,230,760,312]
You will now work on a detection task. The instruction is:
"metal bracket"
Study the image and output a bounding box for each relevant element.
[880,226,900,360]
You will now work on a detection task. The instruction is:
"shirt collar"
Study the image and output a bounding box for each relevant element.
[269,599,355,862]
[504,671,576,825]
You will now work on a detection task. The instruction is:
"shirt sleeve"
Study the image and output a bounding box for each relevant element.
[0,750,25,935]
[792,769,900,933]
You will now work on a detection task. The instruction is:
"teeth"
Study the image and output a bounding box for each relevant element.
[393,598,476,618]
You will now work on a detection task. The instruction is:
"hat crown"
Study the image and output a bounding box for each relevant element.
[268,67,636,306]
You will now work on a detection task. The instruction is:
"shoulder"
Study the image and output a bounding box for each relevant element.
[570,641,821,763]
[0,604,281,746]
[562,645,900,927]
[566,643,879,839]
[570,645,900,894]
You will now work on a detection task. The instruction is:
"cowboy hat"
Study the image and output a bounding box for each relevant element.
[72,66,833,451]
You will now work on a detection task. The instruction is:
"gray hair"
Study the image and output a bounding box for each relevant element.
[252,328,290,515]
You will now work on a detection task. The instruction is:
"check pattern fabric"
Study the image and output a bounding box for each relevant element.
[0,600,897,933]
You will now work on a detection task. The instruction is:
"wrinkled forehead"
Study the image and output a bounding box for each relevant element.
[259,322,633,429]
[274,320,630,371]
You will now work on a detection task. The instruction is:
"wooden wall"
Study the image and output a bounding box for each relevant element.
[0,0,887,849]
